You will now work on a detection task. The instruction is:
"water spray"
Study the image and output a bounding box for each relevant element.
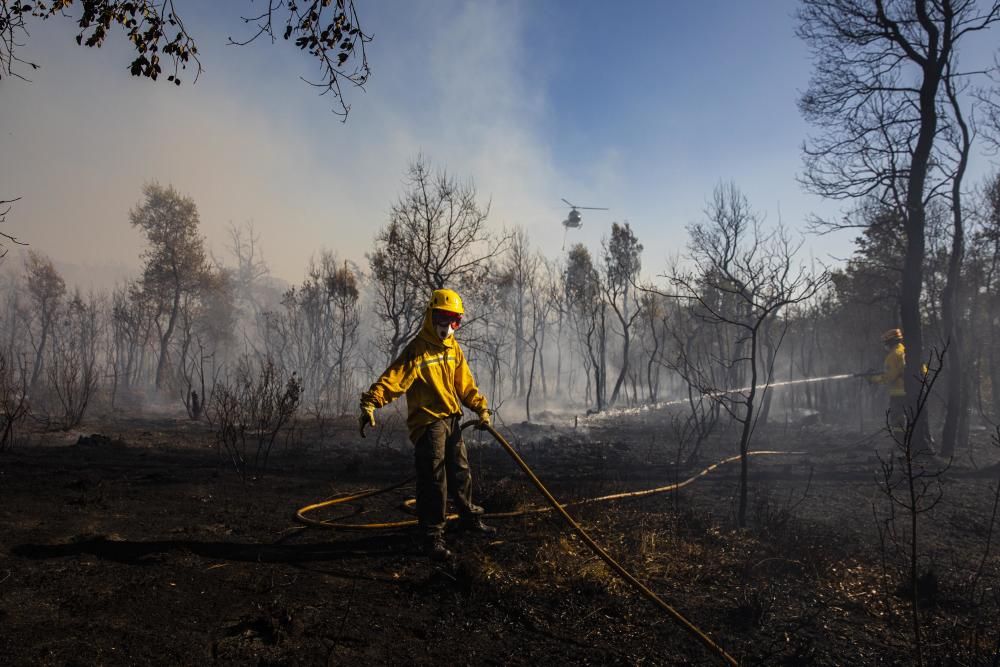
[585,373,863,422]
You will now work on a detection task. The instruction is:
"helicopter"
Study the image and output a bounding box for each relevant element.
[560,199,608,249]
[561,198,608,229]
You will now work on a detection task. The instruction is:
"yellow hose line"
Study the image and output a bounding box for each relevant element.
[295,477,423,529]
[295,422,763,665]
[423,448,803,518]
[296,445,800,528]
[390,449,801,520]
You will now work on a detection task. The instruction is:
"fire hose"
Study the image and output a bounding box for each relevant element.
[297,422,811,665]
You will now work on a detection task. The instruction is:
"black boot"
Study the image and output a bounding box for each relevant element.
[458,514,496,536]
[424,535,452,561]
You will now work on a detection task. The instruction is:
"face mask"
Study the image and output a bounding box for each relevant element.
[435,323,456,340]
[431,311,461,340]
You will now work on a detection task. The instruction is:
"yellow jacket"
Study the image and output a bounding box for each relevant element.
[360,309,488,442]
[873,342,906,397]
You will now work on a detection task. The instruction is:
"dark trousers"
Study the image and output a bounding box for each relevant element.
[888,395,908,431]
[413,415,475,539]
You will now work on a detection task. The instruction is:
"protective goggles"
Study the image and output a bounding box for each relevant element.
[432,310,462,329]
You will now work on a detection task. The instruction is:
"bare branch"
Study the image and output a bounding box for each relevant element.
[0,197,27,258]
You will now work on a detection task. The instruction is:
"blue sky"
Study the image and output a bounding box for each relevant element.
[2,1,995,287]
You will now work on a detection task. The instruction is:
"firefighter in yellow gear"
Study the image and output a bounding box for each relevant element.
[359,288,493,561]
[870,328,908,430]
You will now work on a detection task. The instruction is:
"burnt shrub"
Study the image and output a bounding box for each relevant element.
[0,352,30,450]
[211,356,302,482]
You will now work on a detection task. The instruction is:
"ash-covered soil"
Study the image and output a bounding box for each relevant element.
[1,412,999,665]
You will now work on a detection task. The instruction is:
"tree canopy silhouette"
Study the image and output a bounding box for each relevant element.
[0,0,370,118]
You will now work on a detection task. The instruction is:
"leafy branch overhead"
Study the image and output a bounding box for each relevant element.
[0,0,370,117]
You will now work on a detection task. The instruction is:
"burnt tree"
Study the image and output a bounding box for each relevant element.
[129,182,209,391]
[660,183,829,528]
[603,222,643,407]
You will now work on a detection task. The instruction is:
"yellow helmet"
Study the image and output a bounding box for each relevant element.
[881,328,903,343]
[429,288,464,315]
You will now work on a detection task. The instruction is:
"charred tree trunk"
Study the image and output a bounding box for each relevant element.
[555,315,564,394]
[155,283,182,391]
[514,288,525,397]
[900,26,943,452]
[525,335,538,422]
[737,327,759,529]
[647,322,661,404]
[598,304,607,411]
[610,324,630,406]
[539,318,548,400]
[29,317,51,392]
[940,72,971,458]
[758,332,777,428]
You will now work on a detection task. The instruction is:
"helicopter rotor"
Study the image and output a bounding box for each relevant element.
[562,198,609,211]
